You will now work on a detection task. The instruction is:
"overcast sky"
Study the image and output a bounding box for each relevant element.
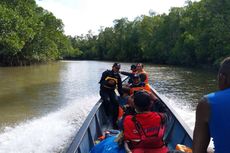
[36,0,198,36]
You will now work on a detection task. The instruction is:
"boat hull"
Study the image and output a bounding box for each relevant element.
[66,88,193,153]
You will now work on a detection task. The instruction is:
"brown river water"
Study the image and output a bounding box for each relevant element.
[0,61,217,152]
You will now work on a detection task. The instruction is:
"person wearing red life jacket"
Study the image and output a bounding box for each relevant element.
[123,91,169,153]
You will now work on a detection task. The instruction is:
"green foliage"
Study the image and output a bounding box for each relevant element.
[69,0,230,67]
[0,0,72,66]
[1,0,229,67]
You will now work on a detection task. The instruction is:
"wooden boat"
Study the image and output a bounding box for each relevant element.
[66,84,193,153]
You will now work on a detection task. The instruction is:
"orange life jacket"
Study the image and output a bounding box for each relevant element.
[130,83,151,95]
[117,106,124,120]
[138,70,149,84]
[123,112,166,150]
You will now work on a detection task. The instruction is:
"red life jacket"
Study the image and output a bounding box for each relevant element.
[123,112,166,150]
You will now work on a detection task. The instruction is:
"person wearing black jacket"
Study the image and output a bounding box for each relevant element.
[99,63,123,128]
[120,64,137,84]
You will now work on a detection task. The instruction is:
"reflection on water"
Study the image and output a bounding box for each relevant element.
[0,61,109,128]
[0,61,217,152]
[146,65,217,110]
[0,63,63,127]
[0,61,217,127]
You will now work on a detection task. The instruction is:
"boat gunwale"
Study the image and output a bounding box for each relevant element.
[66,77,193,152]
[151,87,193,139]
[66,100,103,153]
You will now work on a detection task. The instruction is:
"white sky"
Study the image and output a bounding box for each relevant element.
[36,0,198,36]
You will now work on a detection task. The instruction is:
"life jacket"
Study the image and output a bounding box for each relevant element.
[103,75,119,90]
[130,82,151,95]
[138,70,149,84]
[123,112,166,150]
[118,106,124,120]
[117,96,129,120]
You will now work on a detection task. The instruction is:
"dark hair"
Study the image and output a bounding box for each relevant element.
[136,63,144,68]
[113,63,121,69]
[122,86,130,95]
[219,57,230,81]
[133,91,151,112]
[130,64,136,70]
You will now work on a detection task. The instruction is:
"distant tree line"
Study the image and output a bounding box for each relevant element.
[70,0,230,67]
[1,0,229,67]
[0,0,79,66]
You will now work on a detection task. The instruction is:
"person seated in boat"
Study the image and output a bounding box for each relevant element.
[117,86,132,129]
[123,91,169,153]
[136,63,149,84]
[120,64,137,84]
[129,74,151,95]
[118,89,160,130]
[118,86,131,107]
[118,87,131,121]
[193,56,230,153]
[99,62,123,129]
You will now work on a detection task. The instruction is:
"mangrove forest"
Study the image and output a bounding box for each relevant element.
[0,0,230,67]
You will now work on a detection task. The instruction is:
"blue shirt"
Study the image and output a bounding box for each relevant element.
[206,88,230,153]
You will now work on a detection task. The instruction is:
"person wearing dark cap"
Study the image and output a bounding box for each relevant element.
[123,91,168,153]
[130,64,137,72]
[120,64,137,84]
[99,63,123,129]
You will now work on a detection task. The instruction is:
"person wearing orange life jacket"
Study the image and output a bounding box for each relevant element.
[129,74,151,95]
[136,63,149,84]
[123,91,169,153]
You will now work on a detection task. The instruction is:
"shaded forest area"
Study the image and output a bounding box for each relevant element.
[0,0,230,67]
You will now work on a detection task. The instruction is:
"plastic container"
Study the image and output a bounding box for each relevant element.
[175,144,192,153]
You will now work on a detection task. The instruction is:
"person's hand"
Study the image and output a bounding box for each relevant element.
[124,141,132,153]
[207,147,214,153]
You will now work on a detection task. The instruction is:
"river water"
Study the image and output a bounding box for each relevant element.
[0,61,217,153]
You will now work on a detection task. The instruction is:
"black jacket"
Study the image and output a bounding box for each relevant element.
[99,70,123,96]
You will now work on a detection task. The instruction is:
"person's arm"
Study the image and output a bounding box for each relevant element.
[117,76,123,96]
[120,71,134,77]
[193,98,211,153]
[99,70,107,85]
[124,141,132,153]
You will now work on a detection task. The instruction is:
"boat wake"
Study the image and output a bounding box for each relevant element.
[0,95,99,153]
[164,96,195,131]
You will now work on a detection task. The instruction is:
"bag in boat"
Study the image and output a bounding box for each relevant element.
[90,136,125,153]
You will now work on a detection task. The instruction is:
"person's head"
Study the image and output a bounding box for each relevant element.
[122,86,130,96]
[112,63,121,73]
[130,64,136,72]
[133,91,151,112]
[218,57,230,90]
[136,63,144,72]
[132,74,141,85]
